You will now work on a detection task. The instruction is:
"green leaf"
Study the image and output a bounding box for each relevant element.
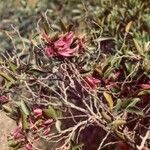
[138,90,150,95]
[8,60,17,72]
[2,105,12,113]
[121,99,132,109]
[133,39,144,55]
[114,99,122,111]
[115,130,125,140]
[101,111,112,123]
[94,37,114,42]
[20,100,30,115]
[8,139,21,149]
[21,109,29,130]
[121,98,140,109]
[43,106,58,119]
[103,67,114,79]
[126,107,143,116]
[125,63,131,73]
[126,98,140,108]
[72,144,84,150]
[0,72,15,83]
[103,92,113,109]
[111,119,126,128]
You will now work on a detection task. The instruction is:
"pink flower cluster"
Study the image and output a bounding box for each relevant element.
[9,126,29,149]
[43,31,84,57]
[30,108,53,136]
[10,126,24,140]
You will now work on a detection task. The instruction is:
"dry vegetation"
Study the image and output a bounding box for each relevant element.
[0,0,150,150]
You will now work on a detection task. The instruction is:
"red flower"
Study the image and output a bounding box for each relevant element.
[55,32,78,56]
[84,76,101,89]
[44,32,81,57]
[44,47,54,57]
[33,108,42,118]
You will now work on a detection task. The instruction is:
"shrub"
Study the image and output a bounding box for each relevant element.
[0,1,150,150]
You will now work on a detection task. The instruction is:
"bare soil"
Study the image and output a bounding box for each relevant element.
[0,112,16,150]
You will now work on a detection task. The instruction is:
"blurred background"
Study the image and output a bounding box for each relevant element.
[0,0,150,52]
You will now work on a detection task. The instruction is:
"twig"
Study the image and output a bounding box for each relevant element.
[137,129,150,150]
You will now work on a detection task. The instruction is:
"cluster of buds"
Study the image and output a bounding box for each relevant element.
[30,108,53,137]
[8,126,29,149]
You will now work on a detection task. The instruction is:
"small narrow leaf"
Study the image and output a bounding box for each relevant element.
[43,106,58,119]
[114,99,122,111]
[8,60,17,72]
[20,100,30,115]
[0,72,15,83]
[21,110,29,130]
[115,130,125,140]
[138,90,150,95]
[101,111,112,123]
[94,37,114,42]
[133,39,143,55]
[125,21,133,33]
[55,120,61,132]
[126,107,143,116]
[111,119,126,127]
[8,140,21,149]
[121,99,132,109]
[127,98,140,108]
[103,92,113,109]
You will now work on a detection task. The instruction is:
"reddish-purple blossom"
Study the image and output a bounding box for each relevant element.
[0,95,8,104]
[44,31,83,57]
[139,84,150,90]
[43,119,53,125]
[24,143,32,150]
[84,76,101,89]
[10,126,22,139]
[33,108,42,118]
[45,47,55,57]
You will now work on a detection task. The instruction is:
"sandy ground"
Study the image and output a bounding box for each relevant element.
[0,111,47,150]
[0,112,16,150]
